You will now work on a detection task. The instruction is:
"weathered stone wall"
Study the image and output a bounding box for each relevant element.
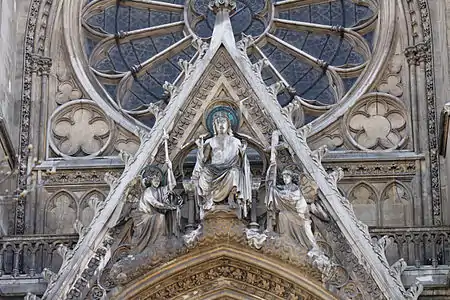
[0,0,19,147]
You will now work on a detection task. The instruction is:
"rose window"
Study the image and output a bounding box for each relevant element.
[82,0,377,128]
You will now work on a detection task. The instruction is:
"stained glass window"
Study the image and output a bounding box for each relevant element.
[82,0,376,127]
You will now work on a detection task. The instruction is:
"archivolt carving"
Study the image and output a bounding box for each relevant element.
[344,93,408,151]
[117,257,330,300]
[48,100,114,159]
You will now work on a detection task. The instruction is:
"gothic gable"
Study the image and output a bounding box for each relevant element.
[36,2,424,300]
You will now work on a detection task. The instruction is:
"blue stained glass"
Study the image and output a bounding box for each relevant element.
[130,38,159,63]
[282,60,312,85]
[343,77,358,91]
[268,48,294,71]
[278,0,374,28]
[128,8,150,31]
[364,31,375,49]
[261,41,336,105]
[192,0,269,39]
[274,28,365,67]
[302,34,328,57]
[310,3,332,25]
[84,0,376,124]
[103,85,117,100]
[94,57,115,73]
[84,38,97,58]
[85,5,182,35]
[277,91,292,107]
[136,114,157,128]
[261,67,278,86]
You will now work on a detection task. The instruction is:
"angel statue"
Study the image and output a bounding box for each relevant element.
[125,132,182,254]
[265,131,320,251]
[192,108,252,217]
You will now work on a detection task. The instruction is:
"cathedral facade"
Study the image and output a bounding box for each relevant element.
[0,0,449,299]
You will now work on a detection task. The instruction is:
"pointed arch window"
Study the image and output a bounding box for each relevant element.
[82,0,377,127]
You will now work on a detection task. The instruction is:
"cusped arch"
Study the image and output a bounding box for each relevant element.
[380,180,412,226]
[44,190,78,234]
[111,247,337,300]
[79,189,106,227]
[348,181,378,226]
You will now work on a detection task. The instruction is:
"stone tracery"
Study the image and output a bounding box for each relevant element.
[7,0,440,298]
[81,0,377,128]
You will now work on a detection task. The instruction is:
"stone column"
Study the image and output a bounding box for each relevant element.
[182,179,196,232]
[249,177,261,229]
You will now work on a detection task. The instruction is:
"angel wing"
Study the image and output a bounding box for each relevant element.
[300,174,318,203]
[124,175,144,203]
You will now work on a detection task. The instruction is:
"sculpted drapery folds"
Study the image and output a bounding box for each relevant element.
[130,158,181,254]
[266,132,319,251]
[193,110,252,217]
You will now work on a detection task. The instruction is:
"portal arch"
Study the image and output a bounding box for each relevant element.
[111,247,336,300]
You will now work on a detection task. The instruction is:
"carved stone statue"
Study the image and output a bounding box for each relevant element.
[265,132,319,251]
[193,110,251,216]
[129,137,182,253]
[267,168,320,250]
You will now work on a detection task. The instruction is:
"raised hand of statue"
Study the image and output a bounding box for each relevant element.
[195,135,206,162]
[166,159,172,170]
[240,140,248,153]
[196,136,204,150]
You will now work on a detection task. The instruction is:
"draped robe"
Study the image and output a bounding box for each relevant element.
[267,183,314,249]
[194,134,251,214]
[130,174,179,253]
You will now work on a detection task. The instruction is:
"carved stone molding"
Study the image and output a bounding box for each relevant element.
[29,54,52,75]
[109,208,335,300]
[404,42,429,66]
[415,0,441,225]
[43,169,123,186]
[17,0,56,234]
[118,258,324,300]
[323,161,416,178]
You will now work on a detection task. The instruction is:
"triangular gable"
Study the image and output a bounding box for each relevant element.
[40,6,422,300]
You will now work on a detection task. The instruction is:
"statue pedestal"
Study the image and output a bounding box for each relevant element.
[203,204,243,223]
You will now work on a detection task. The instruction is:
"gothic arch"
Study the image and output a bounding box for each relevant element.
[78,189,106,227]
[111,247,336,300]
[348,181,378,226]
[44,190,78,234]
[380,180,413,226]
[62,0,397,137]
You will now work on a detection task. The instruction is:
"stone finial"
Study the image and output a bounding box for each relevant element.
[208,0,236,14]
[73,219,85,236]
